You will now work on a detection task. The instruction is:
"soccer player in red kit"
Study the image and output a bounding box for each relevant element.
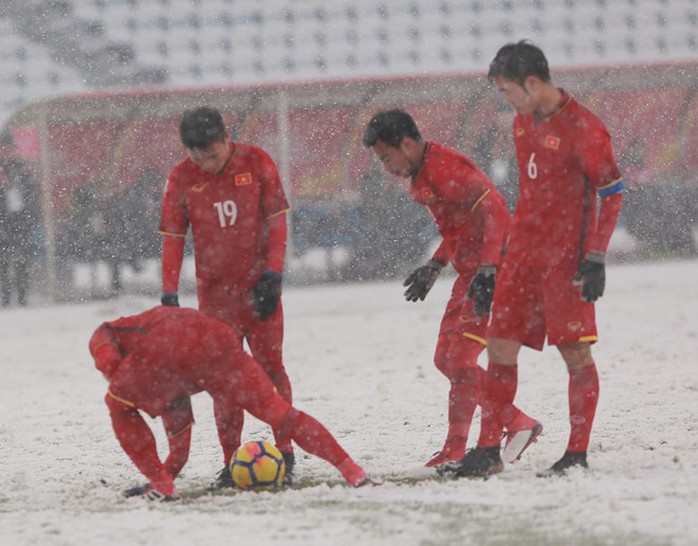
[363,110,541,468]
[159,107,295,483]
[441,41,624,479]
[89,306,370,500]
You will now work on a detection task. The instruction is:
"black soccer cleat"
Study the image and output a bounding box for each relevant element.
[208,466,235,490]
[537,451,588,478]
[281,451,295,487]
[122,483,149,498]
[436,446,504,479]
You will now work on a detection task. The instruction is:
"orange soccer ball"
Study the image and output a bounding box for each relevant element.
[229,441,286,491]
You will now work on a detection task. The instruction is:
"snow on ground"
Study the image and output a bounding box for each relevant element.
[1,259,697,545]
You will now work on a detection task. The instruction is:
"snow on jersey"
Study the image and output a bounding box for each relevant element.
[410,142,510,272]
[100,307,266,417]
[507,90,623,267]
[160,142,289,288]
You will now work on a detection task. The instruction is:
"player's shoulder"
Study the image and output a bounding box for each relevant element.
[168,157,196,182]
[425,141,471,165]
[166,157,210,196]
[427,141,454,156]
[234,141,273,160]
[573,106,612,148]
[564,94,607,132]
[430,141,483,173]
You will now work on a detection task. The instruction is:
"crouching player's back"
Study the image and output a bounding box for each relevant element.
[89,306,372,501]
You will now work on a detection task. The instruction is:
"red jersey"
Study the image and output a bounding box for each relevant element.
[159,142,289,288]
[410,142,510,272]
[507,90,622,267]
[92,307,269,417]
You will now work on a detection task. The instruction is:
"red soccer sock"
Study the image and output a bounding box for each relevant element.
[106,394,164,481]
[444,366,482,452]
[163,425,192,478]
[477,366,538,433]
[216,406,244,467]
[443,382,471,453]
[337,458,368,487]
[266,369,294,454]
[271,370,293,406]
[477,363,518,448]
[567,364,599,453]
[289,412,350,468]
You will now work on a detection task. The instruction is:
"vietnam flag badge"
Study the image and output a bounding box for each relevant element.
[234,172,253,186]
[545,135,560,150]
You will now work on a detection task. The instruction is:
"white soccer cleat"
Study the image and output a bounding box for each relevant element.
[501,423,543,464]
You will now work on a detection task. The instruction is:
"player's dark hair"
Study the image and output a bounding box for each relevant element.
[179,106,227,149]
[488,40,551,85]
[362,109,421,148]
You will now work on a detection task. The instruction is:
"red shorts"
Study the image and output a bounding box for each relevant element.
[198,281,284,374]
[488,260,598,350]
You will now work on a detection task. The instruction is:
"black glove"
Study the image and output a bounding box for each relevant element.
[403,259,445,302]
[575,253,606,302]
[467,264,496,317]
[252,271,283,320]
[161,292,179,307]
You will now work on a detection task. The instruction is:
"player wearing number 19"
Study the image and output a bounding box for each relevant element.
[159,107,295,484]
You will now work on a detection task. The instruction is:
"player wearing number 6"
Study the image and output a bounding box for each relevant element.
[440,40,624,479]
[159,107,295,485]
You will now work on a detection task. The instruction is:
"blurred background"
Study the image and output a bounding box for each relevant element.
[0,0,696,304]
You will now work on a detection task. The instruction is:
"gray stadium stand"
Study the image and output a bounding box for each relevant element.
[2,0,697,124]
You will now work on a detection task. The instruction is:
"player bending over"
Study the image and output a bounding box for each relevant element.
[89,306,370,501]
[363,109,541,468]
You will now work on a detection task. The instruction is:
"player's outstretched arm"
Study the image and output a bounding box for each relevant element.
[105,393,179,500]
[403,258,446,302]
[161,398,194,479]
[161,234,185,306]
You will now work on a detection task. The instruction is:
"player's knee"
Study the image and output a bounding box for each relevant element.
[104,391,136,417]
[262,363,287,384]
[434,350,473,382]
[450,365,482,386]
[249,394,292,430]
[433,345,453,378]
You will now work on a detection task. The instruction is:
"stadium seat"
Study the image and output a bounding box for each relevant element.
[1,0,697,139]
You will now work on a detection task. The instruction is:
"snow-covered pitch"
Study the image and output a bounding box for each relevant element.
[2,259,696,545]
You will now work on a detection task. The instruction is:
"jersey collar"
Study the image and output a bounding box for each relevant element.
[534,88,571,123]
